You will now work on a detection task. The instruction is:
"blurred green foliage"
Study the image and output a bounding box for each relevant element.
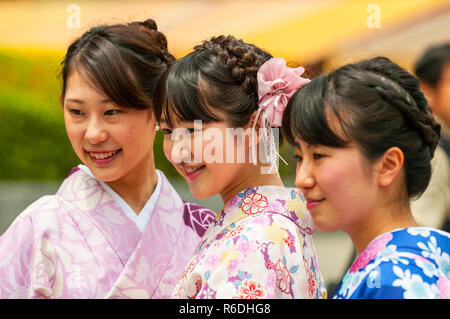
[0,49,76,179]
[0,49,295,181]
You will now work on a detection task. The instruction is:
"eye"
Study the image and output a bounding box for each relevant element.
[187,128,202,134]
[294,154,303,162]
[313,153,326,160]
[161,128,172,135]
[69,108,84,116]
[104,109,121,116]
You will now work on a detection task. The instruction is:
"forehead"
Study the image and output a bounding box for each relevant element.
[64,69,108,102]
[160,104,228,126]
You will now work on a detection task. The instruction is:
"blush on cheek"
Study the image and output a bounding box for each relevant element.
[316,164,348,194]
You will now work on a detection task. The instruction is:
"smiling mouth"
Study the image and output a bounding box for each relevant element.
[182,165,205,174]
[87,149,121,160]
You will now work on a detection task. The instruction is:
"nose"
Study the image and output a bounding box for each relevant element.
[85,117,108,144]
[295,160,316,192]
[169,132,193,164]
[171,144,192,164]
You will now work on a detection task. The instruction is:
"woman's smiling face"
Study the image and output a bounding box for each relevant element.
[160,114,257,200]
[63,70,157,183]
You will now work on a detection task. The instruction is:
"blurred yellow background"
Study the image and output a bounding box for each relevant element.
[1,0,449,294]
[1,0,449,67]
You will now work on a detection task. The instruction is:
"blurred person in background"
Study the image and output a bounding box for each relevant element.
[414,43,450,233]
[0,19,214,299]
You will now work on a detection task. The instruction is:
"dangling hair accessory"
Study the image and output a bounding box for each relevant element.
[252,57,310,173]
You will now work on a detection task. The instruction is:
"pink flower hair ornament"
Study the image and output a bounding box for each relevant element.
[257,57,310,127]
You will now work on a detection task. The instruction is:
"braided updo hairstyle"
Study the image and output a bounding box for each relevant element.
[154,35,272,127]
[61,19,175,110]
[283,56,441,199]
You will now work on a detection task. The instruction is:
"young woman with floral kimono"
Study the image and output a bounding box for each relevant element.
[155,35,326,299]
[0,19,214,299]
[283,56,450,299]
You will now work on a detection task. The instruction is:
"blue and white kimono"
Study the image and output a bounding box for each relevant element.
[333,227,450,299]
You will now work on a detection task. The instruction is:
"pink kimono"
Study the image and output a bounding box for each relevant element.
[0,167,215,298]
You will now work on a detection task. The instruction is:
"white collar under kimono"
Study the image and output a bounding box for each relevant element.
[77,164,162,233]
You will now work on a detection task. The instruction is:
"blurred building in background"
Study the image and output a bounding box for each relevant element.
[1,0,449,295]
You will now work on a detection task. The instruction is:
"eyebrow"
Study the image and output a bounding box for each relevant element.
[159,118,198,126]
[64,98,112,104]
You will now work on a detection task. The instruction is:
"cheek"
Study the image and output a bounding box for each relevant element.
[315,163,349,194]
[319,160,376,212]
[163,138,173,162]
[122,121,154,150]
[64,120,81,149]
[316,160,371,209]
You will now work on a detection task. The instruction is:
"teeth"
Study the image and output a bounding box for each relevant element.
[184,166,204,174]
[90,150,117,160]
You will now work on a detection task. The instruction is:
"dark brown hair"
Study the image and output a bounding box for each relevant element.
[415,42,450,88]
[60,19,175,111]
[154,35,272,127]
[283,56,441,199]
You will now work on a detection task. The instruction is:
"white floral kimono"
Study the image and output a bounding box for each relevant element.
[0,167,215,298]
[172,186,327,299]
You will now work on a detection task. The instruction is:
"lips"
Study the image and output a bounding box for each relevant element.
[305,197,324,211]
[89,150,120,159]
[180,164,205,180]
[86,149,122,166]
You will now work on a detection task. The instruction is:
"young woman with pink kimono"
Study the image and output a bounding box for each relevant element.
[0,19,214,299]
[155,35,326,299]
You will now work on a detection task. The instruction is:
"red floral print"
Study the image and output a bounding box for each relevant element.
[240,193,268,215]
[284,236,294,247]
[275,259,291,294]
[307,269,316,297]
[238,280,265,299]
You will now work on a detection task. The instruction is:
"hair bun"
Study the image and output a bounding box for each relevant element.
[128,19,175,65]
[195,35,271,96]
[141,19,158,31]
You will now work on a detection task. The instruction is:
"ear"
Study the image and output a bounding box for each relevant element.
[375,147,405,187]
[246,110,263,146]
[419,82,435,109]
[59,92,64,109]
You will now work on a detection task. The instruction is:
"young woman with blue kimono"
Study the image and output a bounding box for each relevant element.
[0,19,214,299]
[155,35,326,299]
[283,56,450,299]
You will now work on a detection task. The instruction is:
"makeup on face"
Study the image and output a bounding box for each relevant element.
[63,71,156,184]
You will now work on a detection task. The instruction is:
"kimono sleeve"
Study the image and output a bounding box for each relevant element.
[0,213,34,298]
[191,213,322,299]
[354,260,443,299]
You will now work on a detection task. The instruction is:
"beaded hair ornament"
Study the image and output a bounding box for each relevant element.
[253,58,310,174]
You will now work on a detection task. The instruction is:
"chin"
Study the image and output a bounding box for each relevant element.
[87,166,120,183]
[188,186,215,200]
[311,217,340,233]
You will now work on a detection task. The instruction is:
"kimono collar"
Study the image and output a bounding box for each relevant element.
[215,185,315,235]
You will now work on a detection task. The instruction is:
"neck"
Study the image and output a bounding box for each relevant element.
[220,162,284,204]
[106,152,158,215]
[345,200,418,254]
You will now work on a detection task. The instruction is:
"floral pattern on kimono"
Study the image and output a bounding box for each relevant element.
[172,186,327,299]
[0,168,215,298]
[333,227,450,299]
